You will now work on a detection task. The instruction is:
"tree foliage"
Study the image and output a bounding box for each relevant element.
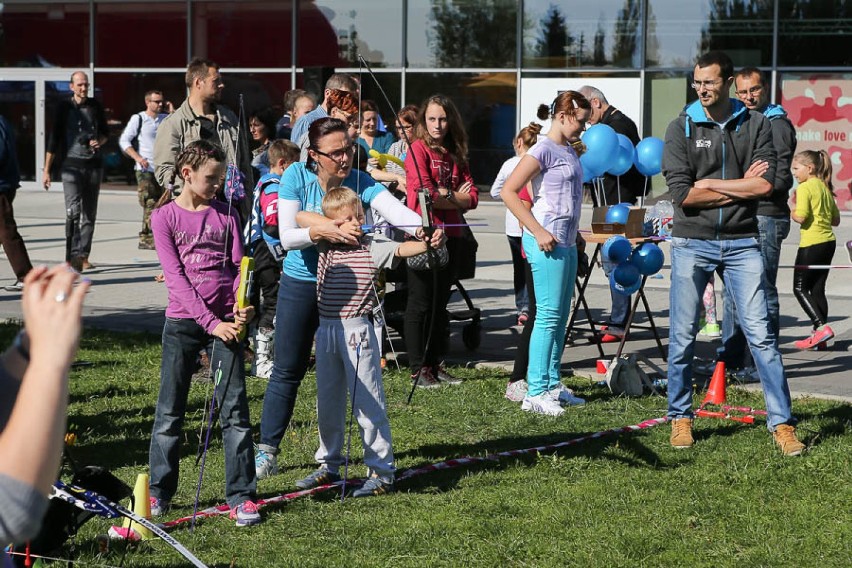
[428,0,517,67]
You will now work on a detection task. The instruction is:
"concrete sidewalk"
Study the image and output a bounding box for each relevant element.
[2,189,850,402]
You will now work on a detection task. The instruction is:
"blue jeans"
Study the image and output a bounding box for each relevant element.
[523,233,577,397]
[259,274,319,449]
[149,318,256,508]
[667,237,793,431]
[721,215,790,367]
[602,257,630,327]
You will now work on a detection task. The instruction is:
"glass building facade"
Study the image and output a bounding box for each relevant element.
[1,0,850,207]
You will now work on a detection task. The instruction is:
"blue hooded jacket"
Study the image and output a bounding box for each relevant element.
[662,98,776,240]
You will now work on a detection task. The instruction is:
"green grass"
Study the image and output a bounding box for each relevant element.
[8,324,851,567]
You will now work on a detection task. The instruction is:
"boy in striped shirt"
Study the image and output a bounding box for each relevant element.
[294,187,428,497]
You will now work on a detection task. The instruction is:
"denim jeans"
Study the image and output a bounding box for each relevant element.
[668,237,793,431]
[259,274,319,450]
[602,257,630,327]
[523,233,577,397]
[149,318,256,507]
[721,215,790,367]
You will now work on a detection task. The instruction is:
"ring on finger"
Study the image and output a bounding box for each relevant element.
[55,291,67,303]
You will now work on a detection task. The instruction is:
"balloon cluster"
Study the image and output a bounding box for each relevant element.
[580,124,664,183]
[602,235,665,296]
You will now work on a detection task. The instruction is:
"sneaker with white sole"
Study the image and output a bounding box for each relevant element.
[295,468,341,490]
[436,364,463,385]
[546,383,586,406]
[728,365,760,384]
[229,500,261,526]
[521,393,565,416]
[149,496,171,517]
[254,446,279,480]
[699,322,721,337]
[504,380,528,402]
[351,475,394,498]
[4,280,23,292]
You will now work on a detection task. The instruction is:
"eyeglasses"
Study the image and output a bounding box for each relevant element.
[314,145,355,162]
[691,79,724,90]
[149,100,164,104]
[735,86,764,97]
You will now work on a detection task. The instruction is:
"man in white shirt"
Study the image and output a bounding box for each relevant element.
[119,90,171,249]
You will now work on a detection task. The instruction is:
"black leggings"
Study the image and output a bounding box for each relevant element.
[793,240,835,329]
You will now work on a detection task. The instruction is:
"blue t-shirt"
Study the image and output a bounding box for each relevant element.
[279,162,385,281]
[357,130,395,155]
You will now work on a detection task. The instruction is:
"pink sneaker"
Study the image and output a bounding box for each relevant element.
[812,325,835,344]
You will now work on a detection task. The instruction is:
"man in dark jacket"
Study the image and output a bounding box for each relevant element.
[579,85,645,341]
[721,67,798,381]
[661,51,803,456]
[0,115,33,291]
[42,71,108,272]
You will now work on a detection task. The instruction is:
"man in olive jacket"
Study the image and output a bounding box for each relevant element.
[153,58,252,218]
[661,51,803,456]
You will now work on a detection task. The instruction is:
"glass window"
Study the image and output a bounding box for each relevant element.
[643,71,695,195]
[355,72,402,130]
[407,0,518,69]
[778,1,852,67]
[647,0,773,68]
[523,0,643,68]
[405,72,517,184]
[780,72,852,211]
[95,2,187,68]
[0,81,37,182]
[0,1,90,68]
[299,1,403,68]
[193,1,293,68]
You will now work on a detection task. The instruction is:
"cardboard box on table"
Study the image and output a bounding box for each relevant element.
[590,206,646,239]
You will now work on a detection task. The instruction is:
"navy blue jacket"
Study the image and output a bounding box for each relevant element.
[0,116,20,195]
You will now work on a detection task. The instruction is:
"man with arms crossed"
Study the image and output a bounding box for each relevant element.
[661,51,804,456]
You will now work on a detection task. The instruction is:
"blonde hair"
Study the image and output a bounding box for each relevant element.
[322,186,361,217]
[794,149,834,194]
[516,122,541,151]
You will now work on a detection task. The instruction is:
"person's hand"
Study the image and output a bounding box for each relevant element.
[414,226,445,248]
[395,175,407,191]
[368,157,381,170]
[533,228,558,253]
[744,160,769,179]
[315,218,360,245]
[165,101,175,113]
[457,181,473,194]
[89,139,101,151]
[137,157,150,170]
[232,303,255,326]
[211,321,242,344]
[42,170,51,191]
[21,265,90,373]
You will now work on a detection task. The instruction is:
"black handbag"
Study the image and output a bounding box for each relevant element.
[452,215,478,280]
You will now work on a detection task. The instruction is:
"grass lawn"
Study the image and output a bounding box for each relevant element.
[9,324,850,567]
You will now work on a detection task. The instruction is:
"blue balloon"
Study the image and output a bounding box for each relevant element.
[582,124,619,175]
[602,235,632,264]
[610,270,641,297]
[629,242,665,275]
[608,134,636,177]
[605,203,630,224]
[580,151,605,183]
[613,262,641,287]
[634,137,665,177]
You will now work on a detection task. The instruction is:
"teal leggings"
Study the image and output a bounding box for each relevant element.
[522,233,577,397]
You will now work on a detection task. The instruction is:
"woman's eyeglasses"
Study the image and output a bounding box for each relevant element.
[314,145,355,162]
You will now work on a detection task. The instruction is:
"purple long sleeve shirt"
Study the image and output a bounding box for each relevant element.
[151,200,243,333]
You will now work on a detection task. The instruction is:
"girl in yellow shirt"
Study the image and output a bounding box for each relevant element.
[790,150,840,350]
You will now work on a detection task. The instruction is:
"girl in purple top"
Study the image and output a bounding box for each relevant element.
[148,140,261,527]
[500,91,591,416]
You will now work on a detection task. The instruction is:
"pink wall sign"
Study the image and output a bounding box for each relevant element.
[781,74,852,211]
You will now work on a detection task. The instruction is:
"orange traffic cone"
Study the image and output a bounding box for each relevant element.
[700,361,727,407]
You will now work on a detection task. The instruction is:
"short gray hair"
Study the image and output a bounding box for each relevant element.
[578,85,608,105]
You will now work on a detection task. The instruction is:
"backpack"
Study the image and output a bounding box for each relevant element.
[121,113,143,157]
[604,354,663,397]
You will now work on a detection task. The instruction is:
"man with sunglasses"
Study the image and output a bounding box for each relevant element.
[119,90,172,250]
[42,71,109,272]
[719,68,798,382]
[661,51,804,457]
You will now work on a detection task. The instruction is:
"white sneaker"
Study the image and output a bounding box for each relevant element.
[521,393,565,416]
[546,383,586,406]
[504,380,528,402]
